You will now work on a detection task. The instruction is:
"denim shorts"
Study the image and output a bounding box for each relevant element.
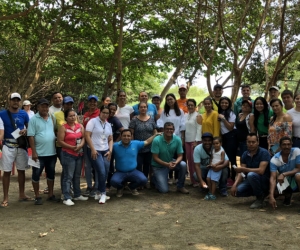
[32,155,57,182]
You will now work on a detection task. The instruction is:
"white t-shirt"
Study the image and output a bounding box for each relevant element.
[212,148,224,165]
[287,108,300,138]
[116,105,134,129]
[157,109,185,137]
[220,111,236,134]
[49,106,62,115]
[27,110,35,119]
[184,112,202,142]
[86,117,112,151]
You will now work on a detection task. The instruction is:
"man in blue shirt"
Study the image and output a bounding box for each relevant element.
[132,91,158,120]
[0,93,31,207]
[231,133,270,209]
[110,129,158,197]
[269,137,300,209]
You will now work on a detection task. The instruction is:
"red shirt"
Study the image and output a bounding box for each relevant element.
[83,109,100,128]
[62,123,83,156]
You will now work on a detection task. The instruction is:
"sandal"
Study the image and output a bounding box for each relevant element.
[43,187,49,194]
[0,201,9,208]
[18,197,34,202]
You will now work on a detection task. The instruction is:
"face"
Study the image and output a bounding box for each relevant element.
[280,139,292,154]
[139,92,148,102]
[281,94,293,107]
[246,135,259,151]
[241,103,251,112]
[213,88,223,98]
[100,108,110,120]
[63,102,73,111]
[187,101,196,113]
[166,95,176,108]
[109,105,117,117]
[213,140,221,149]
[52,93,63,106]
[269,89,279,100]
[254,100,264,112]
[163,125,174,137]
[271,101,283,114]
[88,99,98,110]
[204,100,212,111]
[66,111,76,123]
[138,103,148,114]
[103,97,111,106]
[202,137,213,150]
[121,131,132,145]
[152,97,161,107]
[117,92,126,103]
[9,98,21,110]
[294,95,300,107]
[38,104,49,117]
[241,87,251,98]
[220,99,229,110]
[23,105,31,111]
[178,88,187,99]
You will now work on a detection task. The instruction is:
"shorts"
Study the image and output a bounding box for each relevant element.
[32,155,57,182]
[0,145,28,172]
[207,169,222,182]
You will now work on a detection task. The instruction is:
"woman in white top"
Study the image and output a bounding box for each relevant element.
[184,99,202,187]
[287,92,300,148]
[23,100,35,119]
[115,90,134,129]
[85,105,113,204]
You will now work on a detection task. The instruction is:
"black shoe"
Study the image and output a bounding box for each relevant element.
[283,194,292,206]
[47,195,60,202]
[35,197,43,205]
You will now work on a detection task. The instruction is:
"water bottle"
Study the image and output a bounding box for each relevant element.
[232,165,245,178]
[76,138,83,153]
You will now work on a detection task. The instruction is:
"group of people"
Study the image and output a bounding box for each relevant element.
[0,84,299,211]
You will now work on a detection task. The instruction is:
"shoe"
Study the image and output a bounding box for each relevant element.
[83,188,91,197]
[63,199,75,206]
[209,194,216,200]
[204,194,210,200]
[99,194,107,204]
[168,179,173,185]
[283,194,292,206]
[47,195,60,202]
[94,193,101,200]
[220,188,228,197]
[250,196,265,209]
[74,195,88,201]
[116,187,124,197]
[177,187,189,194]
[61,194,64,201]
[89,190,96,198]
[129,188,139,196]
[34,197,43,205]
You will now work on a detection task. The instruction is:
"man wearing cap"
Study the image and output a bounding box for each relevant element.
[132,91,158,119]
[49,92,63,115]
[211,84,223,111]
[193,132,229,196]
[0,93,31,207]
[269,86,280,101]
[177,84,188,114]
[152,94,163,116]
[233,85,254,116]
[28,98,58,204]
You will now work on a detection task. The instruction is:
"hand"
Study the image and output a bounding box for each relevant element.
[91,150,98,160]
[105,151,111,161]
[19,129,27,136]
[218,114,225,120]
[269,197,277,209]
[230,185,237,197]
[73,145,79,152]
[234,167,243,173]
[211,165,220,172]
[169,161,176,169]
[278,174,285,185]
[206,165,211,169]
[192,141,197,148]
[32,151,38,162]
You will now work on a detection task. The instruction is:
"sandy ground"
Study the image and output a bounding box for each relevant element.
[1,165,300,250]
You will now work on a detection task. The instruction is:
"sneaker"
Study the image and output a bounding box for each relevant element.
[94,193,101,200]
[89,190,96,198]
[168,179,173,185]
[83,188,92,197]
[34,197,43,205]
[220,188,228,197]
[250,196,265,209]
[74,195,89,201]
[130,188,139,196]
[283,194,292,206]
[63,199,75,206]
[209,194,216,200]
[177,187,189,194]
[116,187,124,197]
[99,194,108,204]
[204,194,210,200]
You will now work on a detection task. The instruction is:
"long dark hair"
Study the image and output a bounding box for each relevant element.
[253,97,269,128]
[164,93,181,116]
[269,98,283,125]
[218,96,232,121]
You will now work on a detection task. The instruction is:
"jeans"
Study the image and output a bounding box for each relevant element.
[87,147,109,194]
[152,161,187,193]
[137,151,152,178]
[56,147,64,190]
[61,151,83,200]
[84,144,98,189]
[32,155,56,182]
[110,169,148,190]
[236,172,269,198]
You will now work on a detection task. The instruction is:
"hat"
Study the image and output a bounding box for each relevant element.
[88,95,99,101]
[202,132,213,139]
[179,84,187,90]
[10,93,21,100]
[37,98,49,105]
[152,94,161,100]
[213,84,223,90]
[269,86,279,91]
[23,100,32,106]
[242,100,252,108]
[63,96,74,104]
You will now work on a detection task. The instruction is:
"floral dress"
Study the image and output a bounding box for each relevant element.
[268,121,292,146]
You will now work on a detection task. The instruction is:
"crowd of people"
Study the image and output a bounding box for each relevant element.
[0,84,299,211]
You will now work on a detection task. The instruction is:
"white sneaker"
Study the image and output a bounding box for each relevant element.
[63,199,74,206]
[94,193,101,200]
[99,194,107,204]
[74,195,88,201]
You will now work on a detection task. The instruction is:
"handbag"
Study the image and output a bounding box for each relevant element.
[6,110,29,149]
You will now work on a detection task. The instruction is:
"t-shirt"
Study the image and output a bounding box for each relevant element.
[270,148,300,173]
[201,111,220,137]
[151,134,183,168]
[184,112,202,142]
[107,116,123,141]
[85,117,112,151]
[113,140,144,172]
[287,108,300,138]
[177,98,188,114]
[83,109,100,128]
[62,123,83,156]
[220,111,236,134]
[49,106,62,115]
[132,103,158,119]
[27,113,56,156]
[116,105,134,129]
[0,109,29,139]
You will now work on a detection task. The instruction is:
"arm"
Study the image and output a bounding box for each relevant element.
[277,164,300,184]
[231,172,243,197]
[104,135,113,161]
[234,161,268,176]
[218,114,235,131]
[85,131,98,160]
[0,129,3,142]
[249,114,256,133]
[144,133,161,147]
[194,163,207,188]
[152,153,172,168]
[195,115,202,143]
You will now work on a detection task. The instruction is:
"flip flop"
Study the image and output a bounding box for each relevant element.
[44,187,49,194]
[0,201,8,208]
[19,197,35,202]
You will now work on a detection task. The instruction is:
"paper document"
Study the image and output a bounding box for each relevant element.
[277,177,289,194]
[28,156,40,168]
[11,128,21,139]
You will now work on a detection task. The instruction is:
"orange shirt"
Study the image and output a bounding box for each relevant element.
[177,98,188,113]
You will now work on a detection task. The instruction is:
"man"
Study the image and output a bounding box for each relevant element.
[49,92,63,115]
[0,93,31,207]
[211,84,223,110]
[281,89,294,111]
[193,132,229,196]
[233,85,253,116]
[269,86,280,101]
[177,84,188,114]
[28,99,58,205]
[151,94,163,116]
[231,133,270,209]
[151,122,189,194]
[132,91,158,119]
[269,137,300,209]
[110,129,159,197]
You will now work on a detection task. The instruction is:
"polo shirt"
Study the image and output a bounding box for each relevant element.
[113,140,144,172]
[27,113,56,156]
[151,134,183,168]
[193,144,229,170]
[241,147,270,177]
[270,148,300,173]
[132,103,158,119]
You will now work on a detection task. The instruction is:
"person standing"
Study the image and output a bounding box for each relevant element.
[281,90,294,112]
[233,85,253,116]
[28,98,58,205]
[0,93,31,208]
[49,92,63,115]
[132,91,158,119]
[211,84,223,111]
[201,97,220,137]
[268,86,280,102]
[151,94,163,116]
[287,92,300,148]
[22,100,35,119]
[177,84,188,114]
[115,90,134,129]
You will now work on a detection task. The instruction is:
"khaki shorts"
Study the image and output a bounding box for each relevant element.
[0,145,28,172]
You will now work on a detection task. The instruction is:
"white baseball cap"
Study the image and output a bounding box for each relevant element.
[10,93,21,100]
[23,100,32,106]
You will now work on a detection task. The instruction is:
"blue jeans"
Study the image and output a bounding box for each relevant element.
[87,147,109,194]
[61,151,83,200]
[84,144,98,189]
[152,161,187,193]
[110,169,148,190]
[236,172,269,198]
[56,147,64,190]
[32,155,56,182]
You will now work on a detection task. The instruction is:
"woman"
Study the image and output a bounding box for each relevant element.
[235,100,252,156]
[249,97,273,149]
[287,93,300,147]
[201,97,220,137]
[58,109,88,206]
[101,96,111,106]
[218,96,237,180]
[184,99,202,187]
[23,100,35,119]
[85,105,113,204]
[115,90,134,129]
[268,99,292,155]
[129,102,157,185]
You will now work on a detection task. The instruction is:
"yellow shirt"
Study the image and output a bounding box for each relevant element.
[202,111,220,137]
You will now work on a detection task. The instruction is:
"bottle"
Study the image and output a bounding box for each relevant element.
[232,165,245,178]
[76,138,83,153]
